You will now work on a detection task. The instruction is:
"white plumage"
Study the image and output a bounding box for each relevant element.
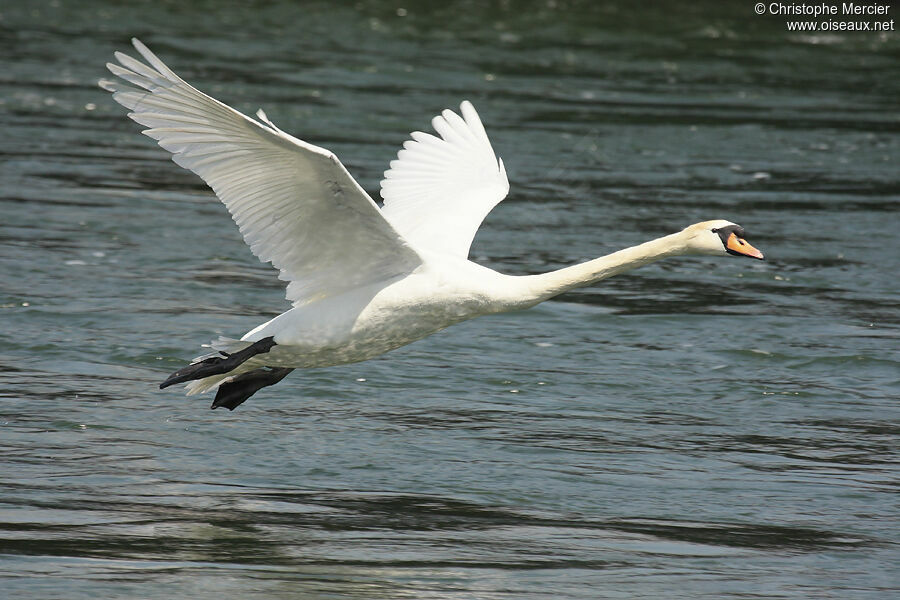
[104,40,421,307]
[381,102,509,258]
[100,39,764,409]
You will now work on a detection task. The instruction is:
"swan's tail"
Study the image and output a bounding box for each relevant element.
[184,372,236,396]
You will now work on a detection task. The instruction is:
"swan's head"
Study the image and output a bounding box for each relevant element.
[682,220,765,260]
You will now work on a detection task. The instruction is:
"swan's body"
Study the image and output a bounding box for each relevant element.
[101,40,764,410]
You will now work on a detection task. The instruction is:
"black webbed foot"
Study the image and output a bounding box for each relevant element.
[159,336,277,389]
[211,367,294,410]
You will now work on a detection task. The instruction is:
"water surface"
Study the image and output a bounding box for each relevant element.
[1,1,898,598]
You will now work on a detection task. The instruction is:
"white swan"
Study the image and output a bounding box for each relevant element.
[100,39,764,410]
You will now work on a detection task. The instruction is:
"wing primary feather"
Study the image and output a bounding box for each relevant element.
[102,39,422,306]
[380,101,510,258]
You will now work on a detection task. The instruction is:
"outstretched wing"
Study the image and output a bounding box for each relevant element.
[101,38,422,306]
[380,101,510,259]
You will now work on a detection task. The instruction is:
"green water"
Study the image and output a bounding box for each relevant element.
[1,1,898,598]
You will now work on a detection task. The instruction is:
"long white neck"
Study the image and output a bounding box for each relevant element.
[515,230,691,305]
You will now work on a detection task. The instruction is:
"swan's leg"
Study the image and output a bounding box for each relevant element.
[211,367,294,410]
[159,336,277,389]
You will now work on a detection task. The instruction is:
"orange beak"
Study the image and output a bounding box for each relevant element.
[726,232,765,260]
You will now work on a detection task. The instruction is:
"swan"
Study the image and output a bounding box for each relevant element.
[100,39,765,410]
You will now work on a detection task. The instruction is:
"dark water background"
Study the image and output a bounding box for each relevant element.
[1,1,898,598]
